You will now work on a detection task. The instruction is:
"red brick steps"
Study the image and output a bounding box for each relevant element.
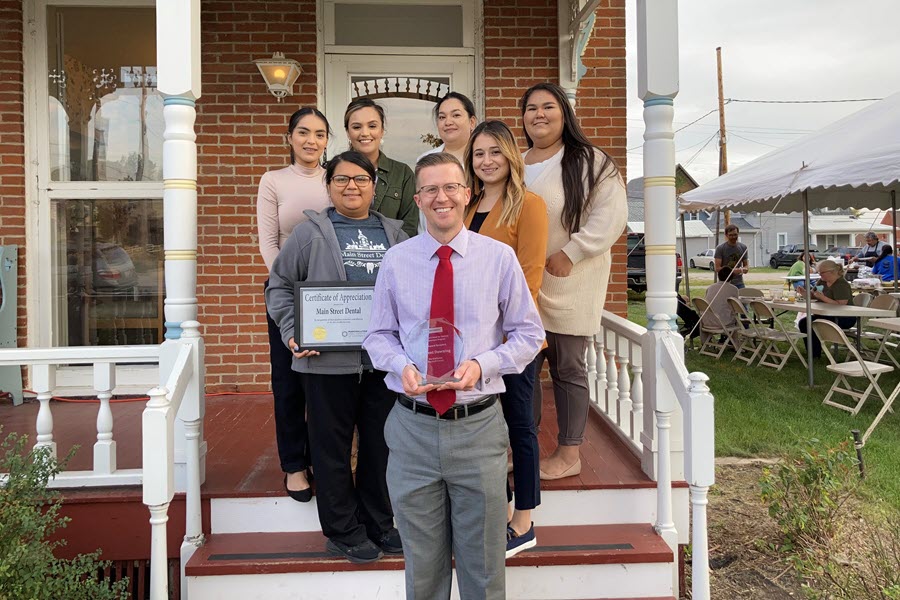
[185,523,672,577]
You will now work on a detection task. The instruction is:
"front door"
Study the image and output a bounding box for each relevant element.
[325,54,475,166]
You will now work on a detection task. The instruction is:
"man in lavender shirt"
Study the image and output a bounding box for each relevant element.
[363,153,544,599]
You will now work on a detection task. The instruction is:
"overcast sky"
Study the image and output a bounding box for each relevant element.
[624,0,900,185]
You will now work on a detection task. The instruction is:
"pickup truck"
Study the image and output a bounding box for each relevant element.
[769,244,819,269]
[626,233,682,293]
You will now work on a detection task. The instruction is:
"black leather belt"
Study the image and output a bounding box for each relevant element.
[397,394,497,420]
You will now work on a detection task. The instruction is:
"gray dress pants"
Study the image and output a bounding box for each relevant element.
[532,331,591,445]
[384,400,509,600]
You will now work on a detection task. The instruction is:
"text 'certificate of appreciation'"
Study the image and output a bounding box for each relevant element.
[294,282,375,351]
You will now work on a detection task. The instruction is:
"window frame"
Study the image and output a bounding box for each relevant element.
[323,0,476,55]
[317,0,484,120]
[24,0,162,391]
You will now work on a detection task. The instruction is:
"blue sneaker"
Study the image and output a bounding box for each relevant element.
[506,522,536,558]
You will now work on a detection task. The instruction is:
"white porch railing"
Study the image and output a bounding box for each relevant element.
[591,310,715,600]
[143,321,206,599]
[0,321,205,600]
[0,345,160,487]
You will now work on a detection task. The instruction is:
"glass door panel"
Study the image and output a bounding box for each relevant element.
[52,198,164,347]
[325,55,474,167]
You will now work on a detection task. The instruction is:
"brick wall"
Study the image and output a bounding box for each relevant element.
[196,0,319,392]
[0,1,25,348]
[483,0,628,318]
[579,0,628,317]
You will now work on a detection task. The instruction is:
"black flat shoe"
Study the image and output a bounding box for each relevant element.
[326,538,383,564]
[372,527,403,555]
[283,473,312,503]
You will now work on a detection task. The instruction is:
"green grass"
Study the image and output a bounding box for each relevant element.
[626,295,900,511]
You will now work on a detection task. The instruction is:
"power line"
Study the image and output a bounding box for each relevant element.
[728,132,781,149]
[683,132,719,168]
[727,97,882,104]
[626,105,725,151]
[674,105,726,134]
[627,117,814,133]
[628,131,725,157]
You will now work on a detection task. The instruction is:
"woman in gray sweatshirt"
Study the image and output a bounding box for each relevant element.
[266,151,408,564]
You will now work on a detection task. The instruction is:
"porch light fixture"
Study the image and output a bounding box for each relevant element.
[253,52,302,101]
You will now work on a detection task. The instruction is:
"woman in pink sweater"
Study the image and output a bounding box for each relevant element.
[257,107,332,502]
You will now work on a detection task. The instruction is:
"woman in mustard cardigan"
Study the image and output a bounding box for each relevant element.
[463,120,548,558]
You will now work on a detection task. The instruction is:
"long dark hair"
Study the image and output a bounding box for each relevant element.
[324,150,377,184]
[520,83,619,234]
[286,107,331,164]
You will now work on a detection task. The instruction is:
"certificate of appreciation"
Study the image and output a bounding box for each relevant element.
[294,282,375,350]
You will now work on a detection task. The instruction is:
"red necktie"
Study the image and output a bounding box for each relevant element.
[426,245,456,415]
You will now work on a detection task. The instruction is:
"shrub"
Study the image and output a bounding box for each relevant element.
[795,515,900,599]
[0,429,129,600]
[759,439,858,551]
[760,439,900,599]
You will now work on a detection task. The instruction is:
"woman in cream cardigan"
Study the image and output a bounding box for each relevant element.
[463,120,548,557]
[520,83,627,480]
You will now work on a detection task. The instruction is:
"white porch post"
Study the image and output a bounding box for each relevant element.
[637,5,684,597]
[637,0,684,483]
[156,0,204,596]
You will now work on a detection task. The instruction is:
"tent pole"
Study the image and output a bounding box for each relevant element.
[803,191,814,388]
[680,214,691,298]
[892,190,898,291]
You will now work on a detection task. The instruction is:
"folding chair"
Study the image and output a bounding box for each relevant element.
[737,288,764,299]
[750,300,808,371]
[813,319,894,415]
[853,292,873,308]
[692,297,739,359]
[853,295,900,366]
[726,297,770,365]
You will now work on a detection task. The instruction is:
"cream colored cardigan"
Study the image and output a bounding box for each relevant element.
[525,148,627,336]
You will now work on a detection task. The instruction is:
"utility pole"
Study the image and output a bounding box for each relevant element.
[717,46,730,230]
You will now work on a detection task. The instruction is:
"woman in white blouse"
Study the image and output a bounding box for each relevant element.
[520,83,627,480]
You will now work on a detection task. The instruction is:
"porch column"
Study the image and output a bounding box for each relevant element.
[157,0,201,337]
[156,2,204,596]
[636,0,684,513]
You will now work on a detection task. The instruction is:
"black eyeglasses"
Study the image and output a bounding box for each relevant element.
[331,175,373,187]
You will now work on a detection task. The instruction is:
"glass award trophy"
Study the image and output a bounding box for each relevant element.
[407,318,465,384]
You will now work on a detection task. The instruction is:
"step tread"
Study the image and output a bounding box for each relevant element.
[186,523,673,577]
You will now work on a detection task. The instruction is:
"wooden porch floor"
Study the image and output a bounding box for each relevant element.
[0,382,652,497]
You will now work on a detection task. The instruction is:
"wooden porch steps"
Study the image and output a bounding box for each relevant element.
[185,524,675,599]
[2,391,688,596]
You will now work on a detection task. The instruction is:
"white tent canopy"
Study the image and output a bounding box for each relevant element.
[679,91,900,393]
[679,91,900,214]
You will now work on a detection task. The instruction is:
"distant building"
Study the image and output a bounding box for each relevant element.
[628,165,714,258]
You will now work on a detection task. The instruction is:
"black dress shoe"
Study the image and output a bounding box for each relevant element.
[283,473,312,503]
[372,527,403,554]
[326,538,383,563]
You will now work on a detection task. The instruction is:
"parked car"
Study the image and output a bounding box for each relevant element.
[689,249,715,270]
[92,243,138,291]
[823,246,862,263]
[66,242,138,295]
[626,233,682,293]
[769,244,819,268]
